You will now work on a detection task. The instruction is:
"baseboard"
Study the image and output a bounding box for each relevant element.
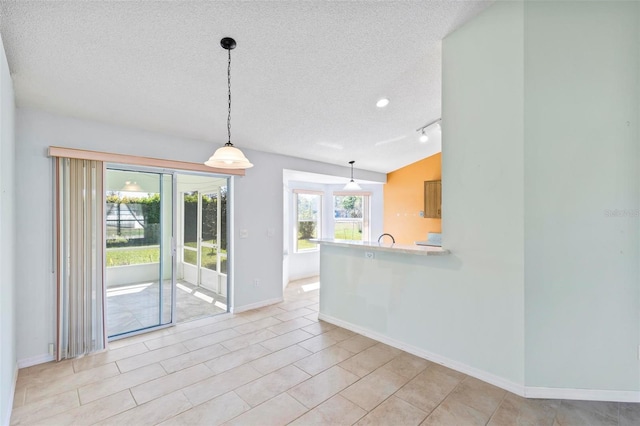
[318,312,640,403]
[17,353,54,369]
[318,312,525,397]
[3,363,18,426]
[231,297,283,314]
[524,386,640,403]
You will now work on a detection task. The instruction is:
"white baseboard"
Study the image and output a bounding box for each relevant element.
[318,312,640,403]
[525,386,640,403]
[17,353,54,369]
[318,312,525,397]
[231,297,283,314]
[3,363,18,426]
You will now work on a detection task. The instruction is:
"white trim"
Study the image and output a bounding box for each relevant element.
[332,191,373,196]
[3,364,18,426]
[48,146,245,176]
[292,189,324,195]
[524,387,640,403]
[231,297,283,314]
[318,312,640,403]
[17,353,55,369]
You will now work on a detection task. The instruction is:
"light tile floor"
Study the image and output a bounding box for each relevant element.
[12,277,640,425]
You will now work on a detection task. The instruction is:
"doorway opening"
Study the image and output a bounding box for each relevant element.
[177,174,229,318]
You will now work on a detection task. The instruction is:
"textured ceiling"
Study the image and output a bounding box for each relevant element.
[0,0,492,173]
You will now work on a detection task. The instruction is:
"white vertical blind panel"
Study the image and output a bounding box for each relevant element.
[58,158,105,359]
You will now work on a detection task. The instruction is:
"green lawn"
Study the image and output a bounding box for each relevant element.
[108,244,226,273]
[184,246,227,273]
[334,222,362,240]
[106,246,159,266]
[296,239,317,251]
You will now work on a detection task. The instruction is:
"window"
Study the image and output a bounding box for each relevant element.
[333,193,370,241]
[295,191,322,252]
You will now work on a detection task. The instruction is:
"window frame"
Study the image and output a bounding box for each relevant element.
[293,190,323,253]
[332,191,372,242]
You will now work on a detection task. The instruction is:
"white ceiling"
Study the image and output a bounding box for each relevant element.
[0,0,491,173]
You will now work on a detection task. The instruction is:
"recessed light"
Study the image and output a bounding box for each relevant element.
[376,98,389,108]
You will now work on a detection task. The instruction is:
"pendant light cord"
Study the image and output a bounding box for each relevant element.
[227,48,232,146]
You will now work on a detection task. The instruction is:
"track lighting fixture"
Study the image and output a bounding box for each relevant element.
[416,118,441,143]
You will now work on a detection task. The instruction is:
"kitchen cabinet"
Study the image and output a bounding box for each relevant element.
[424,180,441,219]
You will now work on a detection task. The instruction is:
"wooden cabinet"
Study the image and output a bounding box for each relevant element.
[424,180,442,219]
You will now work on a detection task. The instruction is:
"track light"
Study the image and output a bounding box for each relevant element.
[416,118,441,143]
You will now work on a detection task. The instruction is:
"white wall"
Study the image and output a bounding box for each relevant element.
[0,34,16,426]
[106,263,161,288]
[441,0,526,385]
[14,108,386,362]
[320,0,640,399]
[442,0,640,396]
[523,0,640,392]
[319,1,528,391]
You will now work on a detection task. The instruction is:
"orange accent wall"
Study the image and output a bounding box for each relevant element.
[383,153,441,244]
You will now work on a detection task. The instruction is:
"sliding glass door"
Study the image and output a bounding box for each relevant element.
[105,168,175,338]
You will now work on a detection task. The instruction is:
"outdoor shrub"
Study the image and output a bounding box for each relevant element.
[298,221,316,240]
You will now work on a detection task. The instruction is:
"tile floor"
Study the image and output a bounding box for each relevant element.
[12,277,640,425]
[107,280,227,336]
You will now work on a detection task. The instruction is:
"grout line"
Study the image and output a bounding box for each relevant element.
[485,389,509,425]
[399,367,466,422]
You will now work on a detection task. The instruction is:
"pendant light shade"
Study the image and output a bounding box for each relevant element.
[205,37,253,169]
[205,143,253,169]
[343,160,362,191]
[122,181,143,192]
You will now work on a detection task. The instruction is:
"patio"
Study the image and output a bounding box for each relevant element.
[106,280,227,337]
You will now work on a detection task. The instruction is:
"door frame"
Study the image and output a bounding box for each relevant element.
[179,181,229,298]
[105,164,178,340]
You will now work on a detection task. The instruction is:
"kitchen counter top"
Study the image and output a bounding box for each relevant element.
[311,238,449,256]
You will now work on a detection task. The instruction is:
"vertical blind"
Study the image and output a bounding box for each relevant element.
[56,158,106,359]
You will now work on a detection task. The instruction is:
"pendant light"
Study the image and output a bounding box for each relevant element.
[205,37,254,169]
[343,160,362,191]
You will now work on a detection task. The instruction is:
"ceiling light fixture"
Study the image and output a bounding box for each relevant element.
[205,37,254,169]
[343,160,362,191]
[416,118,442,143]
[376,98,390,108]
